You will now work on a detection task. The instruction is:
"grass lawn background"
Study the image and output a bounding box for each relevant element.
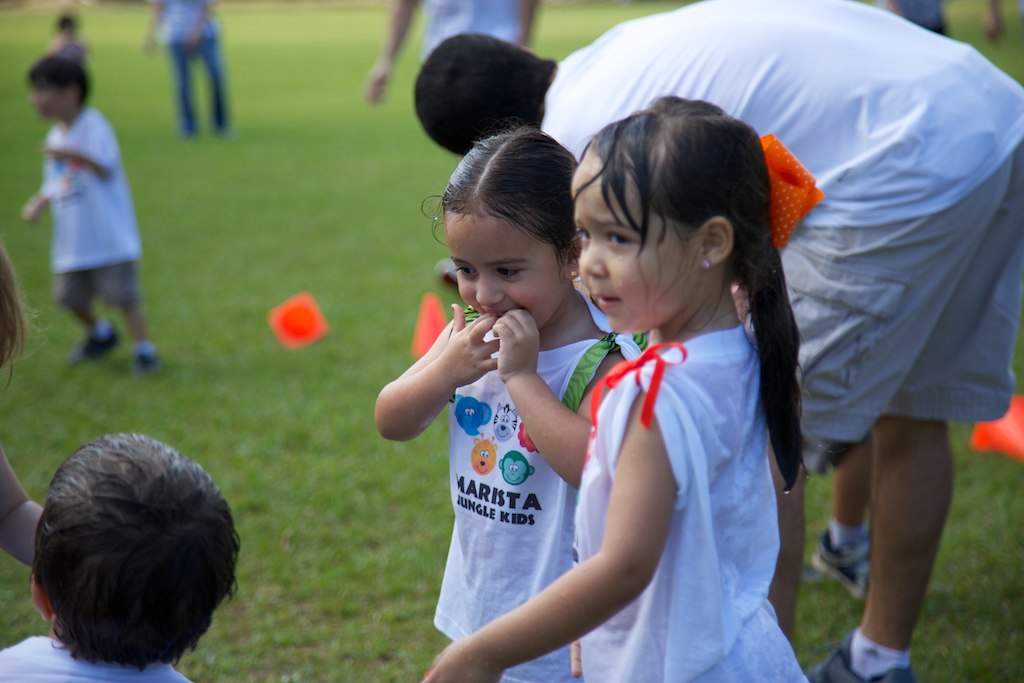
[0,1,1022,680]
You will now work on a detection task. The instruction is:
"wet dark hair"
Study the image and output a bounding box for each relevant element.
[33,434,239,669]
[581,96,802,489]
[442,126,578,265]
[28,56,88,104]
[416,34,556,155]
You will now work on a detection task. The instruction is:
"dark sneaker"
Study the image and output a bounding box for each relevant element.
[811,531,869,599]
[68,329,119,365]
[132,351,162,375]
[807,634,918,683]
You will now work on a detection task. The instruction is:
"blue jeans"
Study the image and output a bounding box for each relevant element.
[167,32,229,136]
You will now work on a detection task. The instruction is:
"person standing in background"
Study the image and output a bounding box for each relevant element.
[364,0,539,105]
[143,0,231,138]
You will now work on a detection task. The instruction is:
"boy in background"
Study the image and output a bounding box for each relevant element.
[0,433,239,681]
[21,57,161,374]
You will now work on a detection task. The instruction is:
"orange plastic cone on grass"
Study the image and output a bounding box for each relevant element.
[268,291,328,349]
[969,394,1024,463]
[412,292,448,358]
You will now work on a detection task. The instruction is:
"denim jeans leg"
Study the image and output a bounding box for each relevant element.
[168,42,195,136]
[198,34,229,132]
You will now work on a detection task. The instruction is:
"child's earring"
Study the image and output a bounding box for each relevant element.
[701,258,711,270]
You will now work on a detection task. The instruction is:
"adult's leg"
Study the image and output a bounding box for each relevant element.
[833,443,871,528]
[860,416,952,650]
[198,32,229,132]
[168,41,196,136]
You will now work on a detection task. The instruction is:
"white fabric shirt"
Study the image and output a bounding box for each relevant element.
[436,297,641,683]
[149,0,215,43]
[0,637,191,682]
[421,0,520,58]
[576,328,802,682]
[543,0,1024,228]
[40,107,141,273]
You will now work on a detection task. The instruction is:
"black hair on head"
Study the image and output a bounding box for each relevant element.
[415,34,556,155]
[33,434,239,669]
[28,56,89,104]
[583,96,803,489]
[442,125,578,265]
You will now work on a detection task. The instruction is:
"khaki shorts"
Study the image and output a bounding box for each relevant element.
[784,140,1024,445]
[53,260,141,310]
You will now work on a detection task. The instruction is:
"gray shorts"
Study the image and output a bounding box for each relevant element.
[784,139,1024,445]
[53,260,141,310]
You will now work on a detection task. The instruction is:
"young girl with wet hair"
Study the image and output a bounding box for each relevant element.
[422,97,808,682]
[375,126,640,683]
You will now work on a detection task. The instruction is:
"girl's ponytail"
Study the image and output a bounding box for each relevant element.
[747,244,802,491]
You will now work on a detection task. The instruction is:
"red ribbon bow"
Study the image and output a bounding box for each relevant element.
[590,343,688,429]
[760,134,825,248]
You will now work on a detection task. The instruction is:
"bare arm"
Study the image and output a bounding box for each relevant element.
[0,446,43,566]
[517,0,540,46]
[375,306,499,441]
[423,399,677,682]
[44,147,109,180]
[365,0,419,104]
[984,0,1005,42]
[496,309,619,487]
[143,1,164,54]
[21,194,50,223]
[184,0,212,51]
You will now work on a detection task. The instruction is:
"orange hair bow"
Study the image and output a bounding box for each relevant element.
[760,134,824,248]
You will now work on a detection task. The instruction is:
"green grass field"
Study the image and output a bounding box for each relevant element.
[0,2,1022,681]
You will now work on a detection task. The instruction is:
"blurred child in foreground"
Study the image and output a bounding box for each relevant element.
[0,433,239,681]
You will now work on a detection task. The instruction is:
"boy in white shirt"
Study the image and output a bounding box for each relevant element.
[22,57,161,374]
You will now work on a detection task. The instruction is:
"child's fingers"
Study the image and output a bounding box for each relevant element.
[451,304,466,334]
[469,314,498,342]
[571,640,582,677]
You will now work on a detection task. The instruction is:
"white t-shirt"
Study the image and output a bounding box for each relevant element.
[0,637,191,682]
[150,0,215,44]
[40,107,141,274]
[576,328,803,682]
[543,0,1024,228]
[421,0,520,58]
[436,298,641,683]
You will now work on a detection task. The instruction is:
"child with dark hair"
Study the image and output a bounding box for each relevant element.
[376,126,641,682]
[415,33,555,156]
[47,13,89,64]
[422,97,808,682]
[0,433,239,681]
[21,57,161,374]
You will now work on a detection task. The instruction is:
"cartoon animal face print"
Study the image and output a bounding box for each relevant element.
[518,423,537,452]
[454,395,492,436]
[499,451,535,486]
[493,403,519,442]
[471,437,498,476]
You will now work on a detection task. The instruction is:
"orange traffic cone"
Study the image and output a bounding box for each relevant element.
[268,291,328,349]
[969,394,1024,463]
[411,292,448,358]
